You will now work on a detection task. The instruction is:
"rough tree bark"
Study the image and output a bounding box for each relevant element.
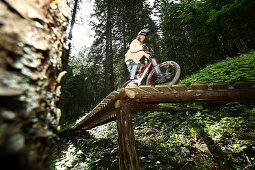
[0,0,69,169]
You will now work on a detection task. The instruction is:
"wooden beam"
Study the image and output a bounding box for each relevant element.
[139,85,159,93]
[155,85,172,92]
[81,115,117,130]
[233,81,254,89]
[79,110,116,130]
[116,100,140,170]
[191,83,208,90]
[131,88,255,103]
[212,82,230,89]
[132,104,190,112]
[172,84,188,91]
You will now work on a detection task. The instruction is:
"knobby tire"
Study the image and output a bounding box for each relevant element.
[146,61,181,86]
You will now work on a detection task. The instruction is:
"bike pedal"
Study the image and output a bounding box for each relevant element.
[158,77,166,83]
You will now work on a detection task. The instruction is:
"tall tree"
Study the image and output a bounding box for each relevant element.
[62,0,81,71]
[0,0,69,169]
[104,0,114,94]
[91,0,158,92]
[155,0,255,76]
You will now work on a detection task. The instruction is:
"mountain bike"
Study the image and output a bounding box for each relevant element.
[122,51,181,87]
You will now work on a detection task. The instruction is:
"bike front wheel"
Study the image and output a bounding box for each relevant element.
[146,61,181,86]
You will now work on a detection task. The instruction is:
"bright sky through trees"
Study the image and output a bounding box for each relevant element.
[71,0,155,56]
[71,0,95,56]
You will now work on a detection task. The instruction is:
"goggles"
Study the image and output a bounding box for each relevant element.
[140,33,147,36]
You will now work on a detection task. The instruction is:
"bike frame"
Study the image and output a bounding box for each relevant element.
[134,60,152,86]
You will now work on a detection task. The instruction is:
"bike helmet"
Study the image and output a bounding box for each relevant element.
[138,28,149,36]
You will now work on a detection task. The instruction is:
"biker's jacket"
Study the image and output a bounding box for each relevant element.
[125,39,150,64]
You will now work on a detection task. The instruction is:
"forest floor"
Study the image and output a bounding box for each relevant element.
[51,109,255,170]
[51,121,186,170]
[51,52,255,169]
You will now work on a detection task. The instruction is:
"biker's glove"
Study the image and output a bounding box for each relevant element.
[142,44,149,51]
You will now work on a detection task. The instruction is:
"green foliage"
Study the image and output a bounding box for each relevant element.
[60,54,105,125]
[156,0,255,77]
[59,122,76,133]
[179,51,255,87]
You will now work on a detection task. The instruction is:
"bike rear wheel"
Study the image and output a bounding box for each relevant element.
[146,61,181,86]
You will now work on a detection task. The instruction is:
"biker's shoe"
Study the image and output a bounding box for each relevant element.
[127,79,138,87]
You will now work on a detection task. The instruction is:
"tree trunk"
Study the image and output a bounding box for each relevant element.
[0,0,69,169]
[104,0,113,95]
[104,59,109,95]
[122,16,129,81]
[62,0,79,71]
[108,0,114,92]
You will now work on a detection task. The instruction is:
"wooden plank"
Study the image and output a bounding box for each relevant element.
[233,81,254,89]
[212,82,230,89]
[192,83,208,90]
[106,95,116,100]
[80,110,117,130]
[72,94,119,130]
[100,102,109,105]
[155,85,172,93]
[101,98,111,103]
[106,91,119,99]
[72,95,116,130]
[132,104,189,112]
[111,91,120,96]
[126,86,148,94]
[172,84,188,91]
[93,103,103,109]
[92,107,100,112]
[139,85,159,93]
[82,115,117,130]
[71,114,87,129]
[133,88,255,103]
[99,103,106,107]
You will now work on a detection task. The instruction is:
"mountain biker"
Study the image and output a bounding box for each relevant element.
[125,28,151,85]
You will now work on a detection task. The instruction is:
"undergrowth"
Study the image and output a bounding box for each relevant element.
[179,51,255,87]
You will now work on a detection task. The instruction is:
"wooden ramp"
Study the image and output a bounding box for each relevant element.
[71,81,255,170]
[72,81,255,131]
[72,91,120,130]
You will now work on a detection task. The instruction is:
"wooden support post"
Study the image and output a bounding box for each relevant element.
[115,100,140,170]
